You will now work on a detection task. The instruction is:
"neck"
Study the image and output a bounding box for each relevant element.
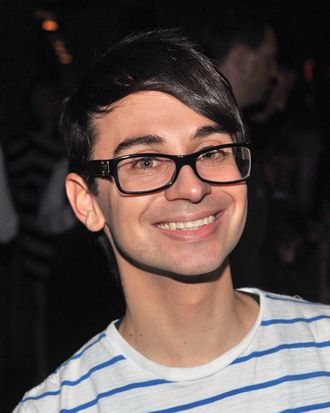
[118,263,258,367]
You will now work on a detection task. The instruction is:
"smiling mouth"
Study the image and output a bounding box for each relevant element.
[157,215,216,231]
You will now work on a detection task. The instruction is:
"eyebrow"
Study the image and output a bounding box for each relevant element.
[191,124,227,139]
[113,135,165,156]
[113,124,229,156]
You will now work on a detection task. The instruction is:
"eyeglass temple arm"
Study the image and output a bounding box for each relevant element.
[69,159,112,177]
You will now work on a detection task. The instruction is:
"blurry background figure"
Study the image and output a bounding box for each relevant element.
[259,57,329,302]
[203,8,278,110]
[0,143,18,405]
[201,8,279,289]
[250,64,296,123]
[37,158,76,236]
[3,79,65,408]
[0,144,18,244]
[202,6,329,300]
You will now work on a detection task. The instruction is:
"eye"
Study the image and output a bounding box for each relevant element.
[132,157,157,170]
[119,156,168,176]
[199,148,227,163]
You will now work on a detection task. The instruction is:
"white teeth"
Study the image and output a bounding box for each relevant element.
[157,215,215,231]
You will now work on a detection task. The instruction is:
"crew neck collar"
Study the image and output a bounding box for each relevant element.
[105,288,265,382]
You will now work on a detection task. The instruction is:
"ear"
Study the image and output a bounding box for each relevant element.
[65,173,105,232]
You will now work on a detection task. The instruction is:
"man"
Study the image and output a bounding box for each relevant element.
[14,30,330,412]
[204,9,278,110]
[203,10,279,289]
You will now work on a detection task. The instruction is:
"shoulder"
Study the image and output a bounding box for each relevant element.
[259,290,330,342]
[262,290,330,317]
[15,324,121,412]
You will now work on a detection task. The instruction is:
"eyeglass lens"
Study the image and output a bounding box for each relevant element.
[116,146,250,193]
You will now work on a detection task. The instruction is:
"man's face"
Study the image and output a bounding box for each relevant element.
[92,91,247,278]
[246,28,278,105]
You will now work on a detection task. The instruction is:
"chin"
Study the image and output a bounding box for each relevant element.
[145,253,230,284]
[165,258,229,284]
[113,231,233,284]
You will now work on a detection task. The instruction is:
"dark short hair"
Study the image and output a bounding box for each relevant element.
[203,9,269,64]
[60,29,246,193]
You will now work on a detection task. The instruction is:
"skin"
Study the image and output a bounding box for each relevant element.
[245,28,278,106]
[66,91,259,367]
[219,27,278,109]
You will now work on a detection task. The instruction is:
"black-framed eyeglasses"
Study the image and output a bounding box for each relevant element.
[71,143,251,195]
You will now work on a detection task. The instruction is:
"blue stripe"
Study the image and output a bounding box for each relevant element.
[61,355,125,387]
[68,332,107,362]
[261,315,330,326]
[23,355,125,402]
[265,294,326,306]
[23,390,61,401]
[150,371,330,413]
[232,340,330,365]
[59,379,171,413]
[280,401,330,412]
[55,332,107,373]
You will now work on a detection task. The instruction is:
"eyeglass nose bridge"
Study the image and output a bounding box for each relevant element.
[167,151,204,188]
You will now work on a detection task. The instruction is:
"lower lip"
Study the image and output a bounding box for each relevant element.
[156,214,222,243]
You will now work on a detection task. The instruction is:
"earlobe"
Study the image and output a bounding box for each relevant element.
[65,173,105,232]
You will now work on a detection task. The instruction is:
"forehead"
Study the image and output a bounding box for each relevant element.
[92,91,227,157]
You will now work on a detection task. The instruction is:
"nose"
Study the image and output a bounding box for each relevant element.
[164,165,211,203]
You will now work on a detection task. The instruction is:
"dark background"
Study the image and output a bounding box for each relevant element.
[1,0,329,411]
[1,0,329,123]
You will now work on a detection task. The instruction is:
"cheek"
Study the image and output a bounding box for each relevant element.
[216,184,247,231]
[231,182,247,206]
[102,191,153,239]
[96,182,122,237]
[228,186,248,246]
[232,185,248,225]
[102,200,131,255]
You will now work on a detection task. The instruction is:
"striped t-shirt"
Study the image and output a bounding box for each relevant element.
[14,289,330,412]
